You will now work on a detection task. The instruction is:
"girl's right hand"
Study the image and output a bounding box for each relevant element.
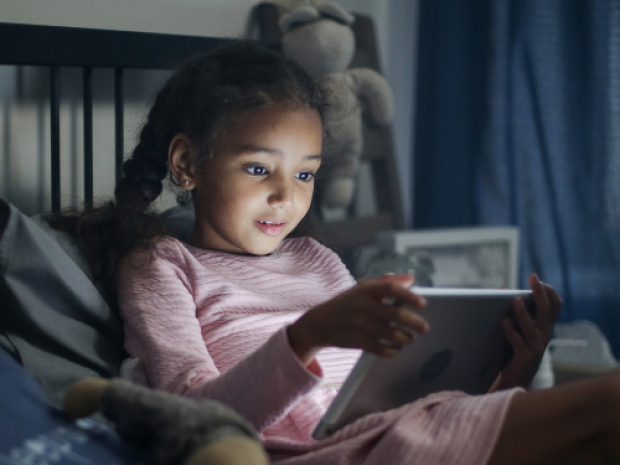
[287,274,429,365]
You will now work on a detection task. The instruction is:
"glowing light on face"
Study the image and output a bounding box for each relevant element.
[188,104,323,255]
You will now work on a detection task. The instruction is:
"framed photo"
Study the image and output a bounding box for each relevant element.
[375,227,520,289]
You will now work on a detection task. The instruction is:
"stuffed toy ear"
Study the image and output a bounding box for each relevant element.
[316,3,355,25]
[278,5,320,32]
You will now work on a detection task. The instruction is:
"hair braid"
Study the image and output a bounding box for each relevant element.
[115,88,177,210]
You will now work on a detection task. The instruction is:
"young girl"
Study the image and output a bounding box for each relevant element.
[61,41,620,465]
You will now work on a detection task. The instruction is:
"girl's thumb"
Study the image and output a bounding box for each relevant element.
[379,273,415,286]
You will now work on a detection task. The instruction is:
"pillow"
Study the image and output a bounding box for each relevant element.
[0,198,126,408]
[160,202,195,241]
[0,345,142,463]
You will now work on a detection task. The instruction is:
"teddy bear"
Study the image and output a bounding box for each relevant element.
[63,377,269,465]
[277,1,394,214]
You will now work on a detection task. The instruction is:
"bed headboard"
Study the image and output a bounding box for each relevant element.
[0,22,227,212]
[0,17,404,274]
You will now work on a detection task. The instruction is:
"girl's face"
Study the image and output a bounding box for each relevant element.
[188,104,323,255]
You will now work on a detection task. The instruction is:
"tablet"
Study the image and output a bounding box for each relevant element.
[312,287,534,440]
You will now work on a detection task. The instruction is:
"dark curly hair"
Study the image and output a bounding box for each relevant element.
[46,40,326,297]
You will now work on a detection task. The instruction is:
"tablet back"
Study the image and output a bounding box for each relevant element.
[313,288,534,439]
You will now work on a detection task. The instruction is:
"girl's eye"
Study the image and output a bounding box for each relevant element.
[245,165,269,176]
[296,171,315,182]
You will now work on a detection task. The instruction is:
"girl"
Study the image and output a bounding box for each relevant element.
[60,41,620,465]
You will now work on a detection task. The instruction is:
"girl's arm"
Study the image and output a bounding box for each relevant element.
[118,243,323,433]
[287,274,429,365]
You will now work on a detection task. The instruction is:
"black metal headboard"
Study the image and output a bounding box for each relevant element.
[0,22,227,211]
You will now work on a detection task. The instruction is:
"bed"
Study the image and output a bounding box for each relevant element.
[0,21,229,463]
[0,11,403,462]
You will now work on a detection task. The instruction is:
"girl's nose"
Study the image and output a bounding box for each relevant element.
[268,176,294,207]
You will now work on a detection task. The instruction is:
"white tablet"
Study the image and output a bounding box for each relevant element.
[312,287,534,440]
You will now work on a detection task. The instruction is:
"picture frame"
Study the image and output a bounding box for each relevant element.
[375,227,520,289]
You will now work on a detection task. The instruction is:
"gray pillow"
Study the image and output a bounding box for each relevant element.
[160,203,195,241]
[0,198,126,408]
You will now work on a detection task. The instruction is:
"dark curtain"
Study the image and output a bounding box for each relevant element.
[414,0,620,355]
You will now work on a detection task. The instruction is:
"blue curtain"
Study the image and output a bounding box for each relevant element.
[414,0,620,355]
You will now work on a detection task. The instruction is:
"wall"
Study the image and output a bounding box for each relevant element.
[0,0,259,38]
[0,0,418,224]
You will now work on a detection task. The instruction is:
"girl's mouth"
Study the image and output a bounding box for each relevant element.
[254,219,287,236]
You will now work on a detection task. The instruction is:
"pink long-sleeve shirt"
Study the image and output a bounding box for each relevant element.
[118,236,520,465]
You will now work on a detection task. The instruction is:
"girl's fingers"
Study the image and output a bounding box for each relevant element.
[361,337,403,358]
[503,317,529,354]
[528,274,552,331]
[341,327,408,356]
[513,298,538,348]
[372,324,414,347]
[375,273,415,285]
[366,280,427,309]
[354,306,420,344]
[379,304,429,334]
[543,283,563,319]
[340,304,422,353]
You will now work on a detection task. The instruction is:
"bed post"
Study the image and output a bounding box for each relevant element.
[83,66,94,206]
[114,68,124,185]
[50,66,61,213]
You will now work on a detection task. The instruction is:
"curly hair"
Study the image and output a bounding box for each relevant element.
[46,40,326,297]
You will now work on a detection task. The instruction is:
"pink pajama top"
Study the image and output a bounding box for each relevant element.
[118,236,520,465]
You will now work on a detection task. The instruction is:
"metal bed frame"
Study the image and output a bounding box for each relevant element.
[0,22,226,212]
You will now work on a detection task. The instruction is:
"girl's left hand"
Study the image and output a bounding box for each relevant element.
[493,274,562,390]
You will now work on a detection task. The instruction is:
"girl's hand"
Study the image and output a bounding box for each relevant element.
[287,274,429,365]
[494,273,562,390]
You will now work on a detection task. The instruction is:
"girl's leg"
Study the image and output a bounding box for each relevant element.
[487,369,620,465]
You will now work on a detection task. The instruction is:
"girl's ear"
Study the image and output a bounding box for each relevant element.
[168,134,196,189]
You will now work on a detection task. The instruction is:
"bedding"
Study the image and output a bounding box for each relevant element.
[0,198,195,408]
[160,202,195,241]
[0,198,126,407]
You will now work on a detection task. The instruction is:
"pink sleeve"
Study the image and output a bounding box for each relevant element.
[117,243,322,432]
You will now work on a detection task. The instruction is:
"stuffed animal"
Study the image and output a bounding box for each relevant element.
[278,1,394,212]
[64,378,269,465]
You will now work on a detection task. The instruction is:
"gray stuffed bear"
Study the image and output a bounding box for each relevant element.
[278,1,394,212]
